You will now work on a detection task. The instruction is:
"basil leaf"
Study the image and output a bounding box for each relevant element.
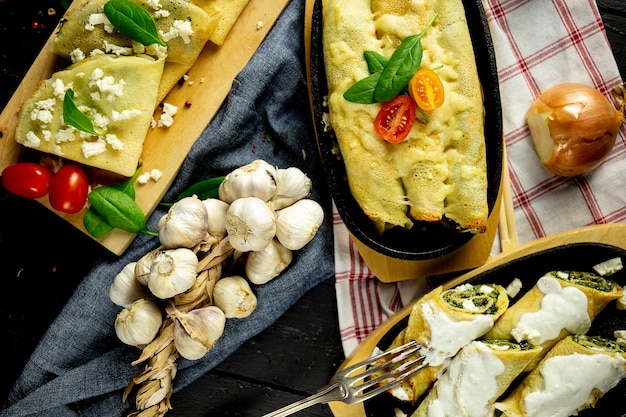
[109,167,142,199]
[364,51,388,73]
[374,34,423,103]
[88,187,157,236]
[104,0,166,47]
[83,208,115,238]
[343,72,382,104]
[176,176,225,201]
[63,89,106,136]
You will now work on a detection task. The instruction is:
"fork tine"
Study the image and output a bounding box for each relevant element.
[339,340,421,380]
[351,354,427,401]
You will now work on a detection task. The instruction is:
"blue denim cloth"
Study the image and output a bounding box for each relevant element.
[1,1,334,415]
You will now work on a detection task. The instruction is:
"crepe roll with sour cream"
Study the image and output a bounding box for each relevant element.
[411,340,542,417]
[495,335,626,417]
[402,283,509,401]
[484,270,623,370]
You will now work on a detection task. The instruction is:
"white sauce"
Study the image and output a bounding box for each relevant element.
[427,341,504,417]
[420,302,494,367]
[524,353,626,417]
[511,276,591,345]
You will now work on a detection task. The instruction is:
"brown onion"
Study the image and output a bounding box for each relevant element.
[525,82,624,176]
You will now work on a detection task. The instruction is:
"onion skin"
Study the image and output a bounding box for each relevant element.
[526,83,624,177]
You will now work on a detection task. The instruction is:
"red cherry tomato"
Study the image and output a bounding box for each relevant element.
[374,95,416,143]
[409,68,445,111]
[48,164,89,214]
[1,162,52,198]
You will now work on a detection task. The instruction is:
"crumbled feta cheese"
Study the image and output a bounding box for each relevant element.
[615,330,626,345]
[160,19,194,44]
[479,284,494,294]
[89,68,126,101]
[155,9,170,17]
[90,91,102,101]
[505,278,523,298]
[105,134,124,150]
[86,13,114,33]
[593,257,623,276]
[104,41,133,56]
[82,138,107,158]
[89,49,105,56]
[149,169,162,181]
[137,172,152,184]
[112,109,142,121]
[56,128,76,143]
[151,117,157,128]
[617,292,626,311]
[92,112,110,130]
[30,98,56,124]
[157,102,178,127]
[52,78,71,100]
[70,48,85,63]
[24,131,42,148]
[42,130,52,141]
[462,299,478,311]
[256,20,264,30]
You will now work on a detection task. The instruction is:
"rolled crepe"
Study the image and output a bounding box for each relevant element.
[15,54,165,177]
[484,270,623,369]
[402,283,509,402]
[322,0,488,233]
[495,335,626,417]
[411,340,542,417]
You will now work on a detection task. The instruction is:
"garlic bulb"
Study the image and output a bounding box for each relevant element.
[213,275,257,318]
[245,239,293,285]
[158,196,208,249]
[225,197,276,252]
[218,159,278,203]
[202,198,229,239]
[148,248,199,299]
[166,303,226,360]
[109,262,150,307]
[135,249,158,286]
[270,167,312,210]
[114,298,163,347]
[275,199,324,250]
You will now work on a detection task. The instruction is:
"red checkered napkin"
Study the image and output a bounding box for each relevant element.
[334,0,626,356]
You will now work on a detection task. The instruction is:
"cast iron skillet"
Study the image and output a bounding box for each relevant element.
[309,0,503,260]
[363,242,626,416]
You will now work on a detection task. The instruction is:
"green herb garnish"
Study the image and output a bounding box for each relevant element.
[343,13,438,105]
[83,168,157,237]
[63,89,107,136]
[175,176,225,201]
[104,0,166,47]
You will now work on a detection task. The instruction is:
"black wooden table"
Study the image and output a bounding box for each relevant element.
[1,1,624,416]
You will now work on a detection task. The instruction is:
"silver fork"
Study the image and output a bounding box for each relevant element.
[260,340,426,417]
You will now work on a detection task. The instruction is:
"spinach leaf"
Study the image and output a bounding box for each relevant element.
[88,187,158,236]
[343,72,382,104]
[176,176,225,201]
[364,51,388,73]
[63,89,106,136]
[374,34,423,103]
[104,0,166,47]
[83,209,115,238]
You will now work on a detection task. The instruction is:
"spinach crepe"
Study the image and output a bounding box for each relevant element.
[401,283,509,402]
[495,335,626,417]
[15,54,164,177]
[411,340,542,417]
[484,270,623,369]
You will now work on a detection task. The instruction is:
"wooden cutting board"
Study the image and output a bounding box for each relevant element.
[0,0,290,255]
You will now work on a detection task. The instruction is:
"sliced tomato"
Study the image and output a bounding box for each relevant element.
[48,164,89,214]
[374,95,416,143]
[409,68,444,111]
[1,162,52,199]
